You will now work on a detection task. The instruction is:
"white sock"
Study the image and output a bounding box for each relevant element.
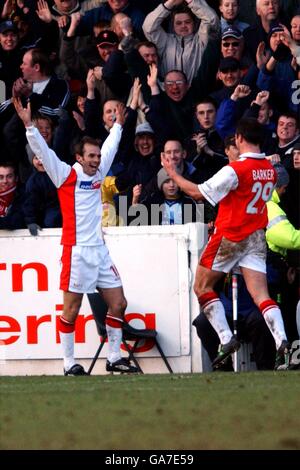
[261,305,287,350]
[200,294,232,344]
[106,323,122,363]
[60,331,75,370]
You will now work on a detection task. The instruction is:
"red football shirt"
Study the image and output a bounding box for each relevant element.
[199,153,276,242]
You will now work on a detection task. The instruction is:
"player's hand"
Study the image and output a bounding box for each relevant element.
[13,98,33,127]
[115,102,126,126]
[161,153,176,177]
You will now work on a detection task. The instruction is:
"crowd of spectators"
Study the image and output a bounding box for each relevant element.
[0,0,299,367]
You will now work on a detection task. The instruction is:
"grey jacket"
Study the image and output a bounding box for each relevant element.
[142,0,219,84]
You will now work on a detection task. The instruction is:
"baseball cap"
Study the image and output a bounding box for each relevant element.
[222,26,243,41]
[135,122,154,136]
[219,57,240,72]
[0,20,18,34]
[96,30,119,47]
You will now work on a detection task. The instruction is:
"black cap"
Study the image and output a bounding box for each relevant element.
[292,142,300,152]
[0,20,18,34]
[222,26,243,40]
[219,57,240,72]
[96,30,119,47]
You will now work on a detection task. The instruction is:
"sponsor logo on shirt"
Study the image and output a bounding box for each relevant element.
[79,180,101,190]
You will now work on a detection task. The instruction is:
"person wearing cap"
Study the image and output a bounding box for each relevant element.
[257,21,300,114]
[61,18,120,78]
[219,0,249,33]
[131,166,201,225]
[0,20,23,101]
[221,26,245,61]
[73,0,145,39]
[143,0,219,85]
[210,56,242,106]
[243,0,282,62]
[113,121,160,217]
[119,121,159,187]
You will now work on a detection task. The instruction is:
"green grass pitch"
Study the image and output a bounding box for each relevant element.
[1,372,300,450]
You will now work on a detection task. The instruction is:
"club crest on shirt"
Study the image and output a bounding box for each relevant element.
[79,180,101,190]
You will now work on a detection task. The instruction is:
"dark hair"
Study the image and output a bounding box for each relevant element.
[136,40,157,51]
[235,118,265,146]
[0,161,17,175]
[277,110,299,129]
[27,48,53,76]
[195,97,217,111]
[164,69,188,82]
[224,134,236,149]
[73,136,102,156]
[32,112,55,130]
[172,5,195,23]
[93,19,111,30]
[163,137,185,150]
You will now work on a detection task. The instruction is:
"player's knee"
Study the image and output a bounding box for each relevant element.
[111,297,127,316]
[66,299,82,320]
[194,282,206,299]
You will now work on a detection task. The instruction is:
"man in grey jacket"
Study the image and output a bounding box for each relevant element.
[143,0,219,84]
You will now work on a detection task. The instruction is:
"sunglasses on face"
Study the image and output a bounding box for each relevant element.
[222,41,240,47]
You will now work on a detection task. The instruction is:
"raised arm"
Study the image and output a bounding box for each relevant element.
[187,0,219,44]
[161,152,204,201]
[99,102,126,179]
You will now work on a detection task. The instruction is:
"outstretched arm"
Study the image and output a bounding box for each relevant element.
[14,98,71,187]
[161,153,204,201]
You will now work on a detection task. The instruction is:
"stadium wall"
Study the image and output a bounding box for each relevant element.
[0,223,208,375]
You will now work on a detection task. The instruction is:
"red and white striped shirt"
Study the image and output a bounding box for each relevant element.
[26,123,122,246]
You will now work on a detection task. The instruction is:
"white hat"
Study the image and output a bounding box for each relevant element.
[135,122,154,136]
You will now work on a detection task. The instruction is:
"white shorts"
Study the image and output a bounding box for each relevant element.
[60,244,122,293]
[200,229,267,274]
